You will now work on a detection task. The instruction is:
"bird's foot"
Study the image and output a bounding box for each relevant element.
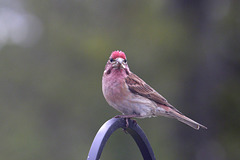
[114,115,138,128]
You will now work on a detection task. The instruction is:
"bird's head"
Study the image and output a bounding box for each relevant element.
[104,50,129,75]
[109,50,127,69]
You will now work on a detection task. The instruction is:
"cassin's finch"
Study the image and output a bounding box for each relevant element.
[102,50,207,130]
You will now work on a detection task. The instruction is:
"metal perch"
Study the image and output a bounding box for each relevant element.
[87,118,156,160]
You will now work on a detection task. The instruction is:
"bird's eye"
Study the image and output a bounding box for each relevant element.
[109,58,114,62]
[124,59,127,63]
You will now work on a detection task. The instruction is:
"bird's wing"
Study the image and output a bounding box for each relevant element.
[125,72,182,114]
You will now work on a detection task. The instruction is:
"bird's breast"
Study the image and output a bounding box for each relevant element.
[102,75,127,105]
[102,69,158,117]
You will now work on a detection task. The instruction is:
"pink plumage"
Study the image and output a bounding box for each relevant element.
[102,50,207,130]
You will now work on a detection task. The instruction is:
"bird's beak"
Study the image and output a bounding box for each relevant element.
[113,58,125,69]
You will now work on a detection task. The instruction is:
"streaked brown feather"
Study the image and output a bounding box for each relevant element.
[125,72,182,114]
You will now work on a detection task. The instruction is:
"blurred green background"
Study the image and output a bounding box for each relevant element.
[0,0,239,160]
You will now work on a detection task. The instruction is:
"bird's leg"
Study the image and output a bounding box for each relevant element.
[123,118,129,134]
[114,114,139,128]
[125,118,129,128]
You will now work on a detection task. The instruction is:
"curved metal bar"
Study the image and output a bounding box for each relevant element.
[87,118,156,160]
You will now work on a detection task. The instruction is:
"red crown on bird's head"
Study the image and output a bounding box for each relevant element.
[110,50,126,60]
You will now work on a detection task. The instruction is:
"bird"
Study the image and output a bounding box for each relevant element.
[102,50,207,130]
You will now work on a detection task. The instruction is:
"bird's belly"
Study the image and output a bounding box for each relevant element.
[111,95,157,118]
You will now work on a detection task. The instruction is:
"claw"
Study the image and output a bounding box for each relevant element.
[114,115,138,128]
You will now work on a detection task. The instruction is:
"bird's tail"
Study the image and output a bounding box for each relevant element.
[169,110,207,130]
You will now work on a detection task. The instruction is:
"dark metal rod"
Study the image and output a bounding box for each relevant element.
[87,118,156,160]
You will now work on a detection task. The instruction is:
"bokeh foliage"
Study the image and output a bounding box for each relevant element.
[0,0,239,160]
